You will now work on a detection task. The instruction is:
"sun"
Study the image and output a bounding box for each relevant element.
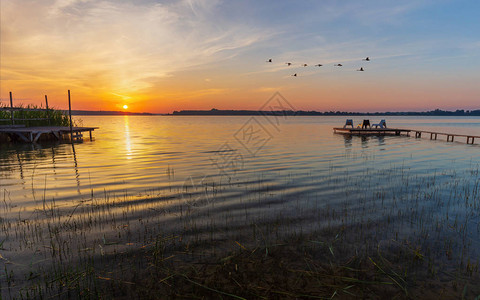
[123,104,128,110]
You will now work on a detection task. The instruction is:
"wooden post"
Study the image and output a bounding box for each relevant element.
[9,91,14,125]
[68,90,73,141]
[45,95,51,125]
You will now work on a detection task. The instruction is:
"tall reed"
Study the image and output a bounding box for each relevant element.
[0,103,70,127]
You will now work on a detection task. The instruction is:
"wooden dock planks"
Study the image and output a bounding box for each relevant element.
[413,130,479,144]
[333,127,411,136]
[0,126,98,143]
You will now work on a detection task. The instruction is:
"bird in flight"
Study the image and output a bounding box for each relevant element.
[334,64,343,67]
[286,62,292,66]
[315,64,323,67]
[357,67,365,71]
[363,57,370,61]
[266,58,272,62]
[291,73,297,77]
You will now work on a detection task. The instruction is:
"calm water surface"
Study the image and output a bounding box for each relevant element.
[2,116,479,206]
[1,115,480,295]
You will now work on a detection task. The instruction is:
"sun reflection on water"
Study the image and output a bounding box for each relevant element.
[124,115,132,159]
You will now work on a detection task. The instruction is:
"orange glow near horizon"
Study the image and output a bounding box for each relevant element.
[1,71,479,113]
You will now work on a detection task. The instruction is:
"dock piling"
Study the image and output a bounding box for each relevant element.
[9,92,14,125]
[45,95,51,126]
[68,90,73,141]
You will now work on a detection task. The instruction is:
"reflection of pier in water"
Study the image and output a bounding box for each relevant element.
[343,135,386,149]
[2,141,83,194]
[71,143,81,193]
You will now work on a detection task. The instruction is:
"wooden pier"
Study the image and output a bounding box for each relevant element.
[1,91,99,143]
[333,127,411,136]
[0,126,98,143]
[413,130,479,144]
[333,127,479,145]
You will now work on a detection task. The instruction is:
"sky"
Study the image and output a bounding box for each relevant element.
[1,0,479,113]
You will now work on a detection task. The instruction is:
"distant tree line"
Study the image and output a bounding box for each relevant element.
[171,108,480,116]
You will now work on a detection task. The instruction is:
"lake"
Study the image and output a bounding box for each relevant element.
[1,115,480,298]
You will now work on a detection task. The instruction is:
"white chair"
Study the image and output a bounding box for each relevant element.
[343,119,354,128]
[372,119,387,128]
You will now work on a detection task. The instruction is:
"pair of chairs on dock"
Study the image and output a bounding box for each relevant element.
[343,119,387,129]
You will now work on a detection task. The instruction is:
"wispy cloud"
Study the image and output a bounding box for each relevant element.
[1,0,479,111]
[1,0,268,98]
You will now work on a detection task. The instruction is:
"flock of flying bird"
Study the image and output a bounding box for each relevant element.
[266,57,370,77]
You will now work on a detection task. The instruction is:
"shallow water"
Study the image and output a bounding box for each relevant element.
[1,115,480,296]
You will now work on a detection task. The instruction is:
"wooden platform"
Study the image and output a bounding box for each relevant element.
[413,130,480,144]
[333,127,411,136]
[0,126,98,143]
[334,127,479,145]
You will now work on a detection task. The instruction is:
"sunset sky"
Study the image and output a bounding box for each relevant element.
[1,0,479,113]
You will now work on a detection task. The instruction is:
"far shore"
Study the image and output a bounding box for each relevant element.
[70,108,480,116]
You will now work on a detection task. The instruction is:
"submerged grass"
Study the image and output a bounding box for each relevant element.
[1,156,480,298]
[144,240,413,299]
